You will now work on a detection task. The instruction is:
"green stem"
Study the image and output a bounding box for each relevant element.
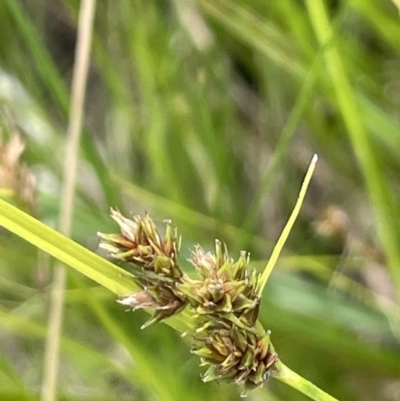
[257,154,318,296]
[41,2,97,401]
[273,360,340,401]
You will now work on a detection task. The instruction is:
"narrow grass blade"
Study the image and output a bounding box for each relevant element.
[0,199,136,295]
[257,155,318,297]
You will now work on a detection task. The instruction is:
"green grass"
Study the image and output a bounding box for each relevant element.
[1,1,400,400]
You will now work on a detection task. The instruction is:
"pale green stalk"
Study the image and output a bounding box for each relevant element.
[257,154,318,296]
[274,361,339,401]
[41,2,97,401]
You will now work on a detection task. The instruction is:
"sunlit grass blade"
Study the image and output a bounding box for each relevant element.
[0,199,136,295]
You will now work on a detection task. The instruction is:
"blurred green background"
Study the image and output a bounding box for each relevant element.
[1,1,400,400]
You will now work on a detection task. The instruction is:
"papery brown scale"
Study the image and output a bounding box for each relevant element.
[265,351,279,369]
[222,281,246,299]
[117,290,159,310]
[257,339,269,360]
[220,334,235,351]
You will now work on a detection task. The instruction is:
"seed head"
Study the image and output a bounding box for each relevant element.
[98,210,185,326]
[177,240,260,325]
[98,209,182,280]
[99,211,278,395]
[192,319,278,396]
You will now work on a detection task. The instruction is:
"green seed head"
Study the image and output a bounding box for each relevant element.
[192,320,278,394]
[177,240,260,325]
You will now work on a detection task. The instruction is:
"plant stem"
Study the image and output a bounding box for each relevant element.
[273,360,340,401]
[257,154,318,297]
[41,2,97,401]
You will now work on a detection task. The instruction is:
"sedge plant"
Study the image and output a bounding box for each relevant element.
[0,154,338,400]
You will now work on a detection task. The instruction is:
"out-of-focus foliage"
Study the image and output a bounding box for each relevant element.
[0,1,400,400]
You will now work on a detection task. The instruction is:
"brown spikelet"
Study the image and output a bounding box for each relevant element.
[98,210,185,327]
[192,319,278,396]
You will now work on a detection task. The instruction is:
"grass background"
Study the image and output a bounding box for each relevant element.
[1,0,400,400]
